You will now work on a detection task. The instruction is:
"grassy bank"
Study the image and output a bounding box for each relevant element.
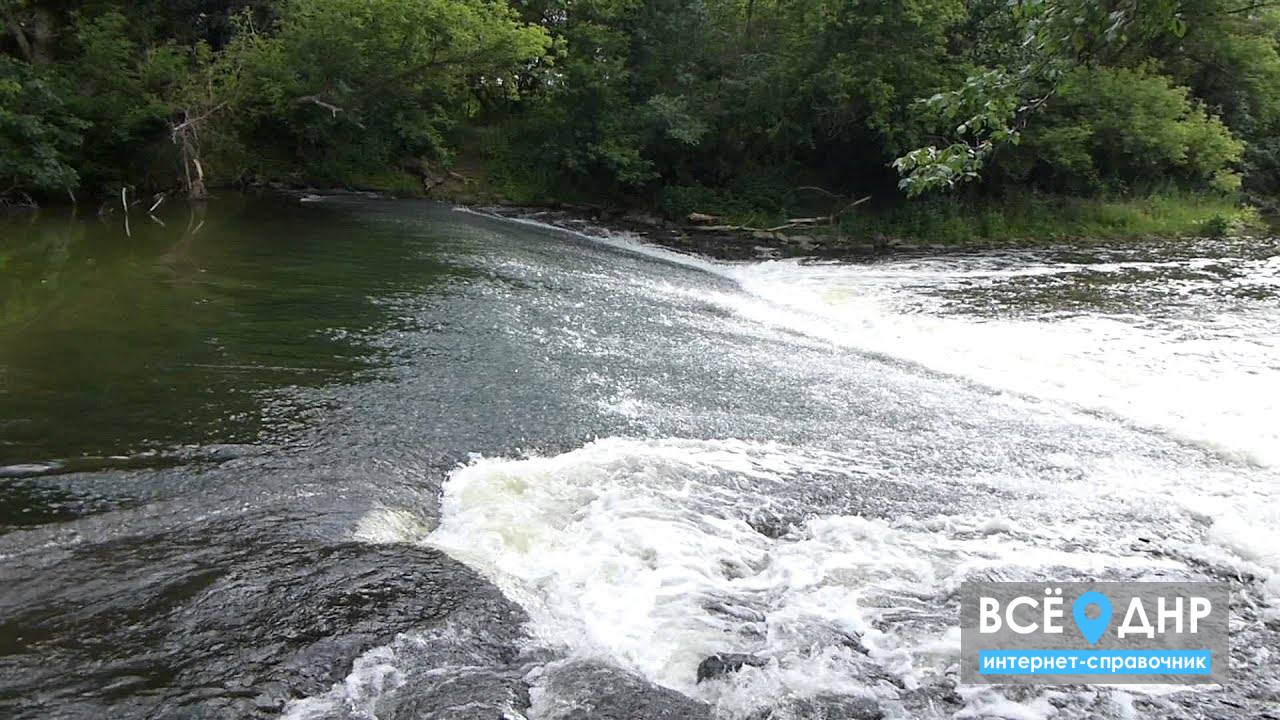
[638,184,1264,245]
[835,193,1262,245]
[323,157,1263,247]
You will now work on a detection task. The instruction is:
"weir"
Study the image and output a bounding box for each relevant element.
[1,196,1277,719]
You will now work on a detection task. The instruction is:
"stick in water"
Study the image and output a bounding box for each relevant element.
[121,187,131,238]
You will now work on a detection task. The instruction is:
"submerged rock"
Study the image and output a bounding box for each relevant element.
[746,511,792,539]
[695,653,769,683]
[703,600,767,624]
[532,659,713,720]
[747,694,884,720]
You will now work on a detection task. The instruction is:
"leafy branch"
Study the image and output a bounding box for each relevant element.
[894,0,1190,197]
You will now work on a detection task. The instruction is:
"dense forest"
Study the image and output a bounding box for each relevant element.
[3,0,1280,232]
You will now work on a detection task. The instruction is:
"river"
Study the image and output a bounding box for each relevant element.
[1,194,1277,719]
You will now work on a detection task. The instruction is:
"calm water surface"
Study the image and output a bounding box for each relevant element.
[1,195,1277,719]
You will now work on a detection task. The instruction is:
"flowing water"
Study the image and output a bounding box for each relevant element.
[1,195,1277,720]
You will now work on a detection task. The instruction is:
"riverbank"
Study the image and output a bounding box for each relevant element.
[444,191,1264,261]
[8,166,1262,259]
[342,164,1263,257]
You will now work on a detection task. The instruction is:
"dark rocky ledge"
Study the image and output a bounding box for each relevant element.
[471,204,905,262]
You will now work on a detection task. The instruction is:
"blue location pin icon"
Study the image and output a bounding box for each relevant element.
[1072,591,1113,645]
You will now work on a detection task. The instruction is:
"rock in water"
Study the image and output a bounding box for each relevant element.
[533,659,713,719]
[695,653,769,683]
[748,694,884,720]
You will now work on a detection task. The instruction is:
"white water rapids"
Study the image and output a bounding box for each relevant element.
[355,216,1280,720]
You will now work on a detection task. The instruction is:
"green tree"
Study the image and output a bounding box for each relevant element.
[894,0,1196,196]
[998,65,1243,193]
[229,0,550,184]
[0,56,85,199]
[62,10,188,192]
[1156,1,1280,199]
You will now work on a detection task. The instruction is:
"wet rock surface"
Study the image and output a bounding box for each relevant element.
[747,694,884,720]
[475,205,892,261]
[531,659,714,720]
[330,607,535,720]
[0,509,527,719]
[695,653,770,683]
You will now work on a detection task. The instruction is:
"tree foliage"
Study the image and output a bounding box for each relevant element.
[1,0,549,198]
[0,0,1276,206]
[232,0,549,173]
[894,0,1274,198]
[1005,66,1243,193]
[0,56,84,195]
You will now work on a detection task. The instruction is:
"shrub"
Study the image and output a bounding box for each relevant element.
[1001,66,1244,194]
[0,57,85,198]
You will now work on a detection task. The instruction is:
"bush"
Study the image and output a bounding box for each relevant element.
[657,183,783,227]
[999,66,1244,194]
[63,11,185,193]
[841,192,1254,244]
[1199,214,1231,238]
[0,57,85,198]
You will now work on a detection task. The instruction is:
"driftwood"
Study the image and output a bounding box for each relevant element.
[121,187,131,238]
[687,194,871,235]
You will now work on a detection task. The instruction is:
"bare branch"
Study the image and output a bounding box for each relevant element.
[170,103,228,142]
[687,196,871,235]
[294,95,367,129]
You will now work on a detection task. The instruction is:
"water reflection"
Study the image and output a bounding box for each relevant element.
[0,194,469,522]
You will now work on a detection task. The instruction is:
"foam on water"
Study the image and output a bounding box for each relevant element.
[283,644,406,720]
[426,438,941,714]
[708,249,1280,604]
[394,222,1279,717]
[724,253,1280,468]
[419,436,1256,718]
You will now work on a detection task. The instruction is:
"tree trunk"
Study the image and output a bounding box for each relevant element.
[3,5,55,64]
[3,8,34,62]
